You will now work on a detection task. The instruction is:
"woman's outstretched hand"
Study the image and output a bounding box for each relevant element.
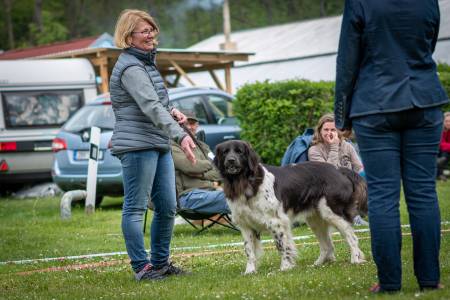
[181,135,197,164]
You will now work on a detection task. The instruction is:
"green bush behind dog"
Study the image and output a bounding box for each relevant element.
[234,64,450,165]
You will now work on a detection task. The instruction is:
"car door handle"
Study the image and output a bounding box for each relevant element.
[223,135,235,140]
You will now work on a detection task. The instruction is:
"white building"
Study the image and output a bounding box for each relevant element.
[186,0,450,93]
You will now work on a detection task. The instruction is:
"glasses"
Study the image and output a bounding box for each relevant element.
[132,28,156,36]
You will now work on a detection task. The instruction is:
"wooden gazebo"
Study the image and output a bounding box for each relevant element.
[34,47,253,94]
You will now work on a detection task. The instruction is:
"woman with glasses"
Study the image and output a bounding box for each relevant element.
[110,9,196,281]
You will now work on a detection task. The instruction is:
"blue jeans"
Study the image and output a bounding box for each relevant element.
[119,150,177,272]
[352,107,442,291]
[179,189,230,214]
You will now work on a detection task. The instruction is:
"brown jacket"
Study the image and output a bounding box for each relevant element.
[307,140,363,173]
[171,141,222,197]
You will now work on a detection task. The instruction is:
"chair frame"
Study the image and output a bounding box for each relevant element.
[143,206,239,235]
[176,208,239,235]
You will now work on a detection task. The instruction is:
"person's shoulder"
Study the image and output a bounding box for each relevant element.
[341,140,357,151]
[199,140,212,151]
[308,143,322,152]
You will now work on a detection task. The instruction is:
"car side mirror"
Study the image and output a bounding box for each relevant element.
[196,129,206,142]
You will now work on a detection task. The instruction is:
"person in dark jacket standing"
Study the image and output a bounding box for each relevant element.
[335,0,448,293]
[110,9,196,281]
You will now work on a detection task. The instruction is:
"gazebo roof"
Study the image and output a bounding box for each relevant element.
[32,47,253,94]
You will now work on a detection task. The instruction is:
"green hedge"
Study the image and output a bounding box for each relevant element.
[233,80,334,165]
[234,64,450,165]
[438,63,450,112]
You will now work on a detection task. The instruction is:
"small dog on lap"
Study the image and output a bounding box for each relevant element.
[214,140,368,274]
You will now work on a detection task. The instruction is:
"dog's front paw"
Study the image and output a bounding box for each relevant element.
[314,252,336,266]
[280,261,295,271]
[244,264,257,275]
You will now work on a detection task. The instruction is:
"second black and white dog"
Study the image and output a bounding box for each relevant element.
[214,140,368,274]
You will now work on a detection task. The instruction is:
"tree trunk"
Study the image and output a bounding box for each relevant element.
[320,0,327,17]
[262,0,274,25]
[3,0,15,49]
[33,0,43,32]
[65,0,85,38]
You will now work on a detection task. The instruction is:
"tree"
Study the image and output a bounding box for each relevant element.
[320,0,327,17]
[33,0,43,32]
[29,10,68,45]
[3,0,15,49]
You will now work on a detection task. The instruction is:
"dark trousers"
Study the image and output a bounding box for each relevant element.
[437,151,449,176]
[352,107,442,291]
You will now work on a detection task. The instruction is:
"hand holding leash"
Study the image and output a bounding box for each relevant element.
[171,108,187,124]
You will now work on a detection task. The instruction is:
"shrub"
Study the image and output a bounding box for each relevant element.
[234,80,334,165]
[438,63,450,112]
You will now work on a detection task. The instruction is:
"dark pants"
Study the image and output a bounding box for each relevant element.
[352,107,442,291]
[437,151,449,176]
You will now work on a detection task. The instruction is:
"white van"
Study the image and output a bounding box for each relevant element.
[0,59,97,187]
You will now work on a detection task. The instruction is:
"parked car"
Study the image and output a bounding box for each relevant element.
[0,59,98,187]
[51,87,240,204]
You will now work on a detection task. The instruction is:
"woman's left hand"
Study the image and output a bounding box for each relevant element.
[171,108,187,124]
[180,135,197,164]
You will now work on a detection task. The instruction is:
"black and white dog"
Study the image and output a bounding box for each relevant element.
[214,140,368,274]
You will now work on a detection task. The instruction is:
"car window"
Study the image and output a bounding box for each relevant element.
[2,90,82,128]
[205,95,237,125]
[63,104,115,132]
[171,96,208,124]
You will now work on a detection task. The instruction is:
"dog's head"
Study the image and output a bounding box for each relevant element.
[214,140,260,177]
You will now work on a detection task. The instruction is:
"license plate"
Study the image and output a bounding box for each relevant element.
[74,150,104,161]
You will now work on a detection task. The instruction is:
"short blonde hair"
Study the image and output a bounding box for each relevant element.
[445,111,450,119]
[114,9,159,49]
[311,113,342,145]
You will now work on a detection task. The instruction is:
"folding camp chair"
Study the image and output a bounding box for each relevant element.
[143,200,239,235]
[176,207,239,235]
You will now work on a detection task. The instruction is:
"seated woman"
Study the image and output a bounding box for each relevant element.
[308,113,368,226]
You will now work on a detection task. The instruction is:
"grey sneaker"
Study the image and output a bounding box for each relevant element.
[135,264,166,281]
[353,215,369,226]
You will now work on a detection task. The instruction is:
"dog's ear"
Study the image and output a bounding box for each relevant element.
[244,141,260,174]
[213,144,223,171]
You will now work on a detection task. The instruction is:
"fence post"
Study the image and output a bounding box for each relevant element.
[85,126,100,214]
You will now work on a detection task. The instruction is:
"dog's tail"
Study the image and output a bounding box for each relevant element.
[338,168,368,217]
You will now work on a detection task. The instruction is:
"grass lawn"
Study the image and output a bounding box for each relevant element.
[0,181,449,299]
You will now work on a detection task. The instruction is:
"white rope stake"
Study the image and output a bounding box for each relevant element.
[85,126,100,214]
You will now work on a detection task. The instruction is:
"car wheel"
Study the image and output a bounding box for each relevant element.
[95,195,103,207]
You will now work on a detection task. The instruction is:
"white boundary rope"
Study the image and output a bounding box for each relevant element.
[1,222,448,266]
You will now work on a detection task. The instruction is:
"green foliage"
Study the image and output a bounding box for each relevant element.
[438,63,450,112]
[234,80,334,164]
[28,11,68,45]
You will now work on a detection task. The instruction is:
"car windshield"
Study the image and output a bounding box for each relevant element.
[63,104,115,132]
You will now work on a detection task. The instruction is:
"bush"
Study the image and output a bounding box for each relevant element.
[234,80,334,165]
[438,63,450,112]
